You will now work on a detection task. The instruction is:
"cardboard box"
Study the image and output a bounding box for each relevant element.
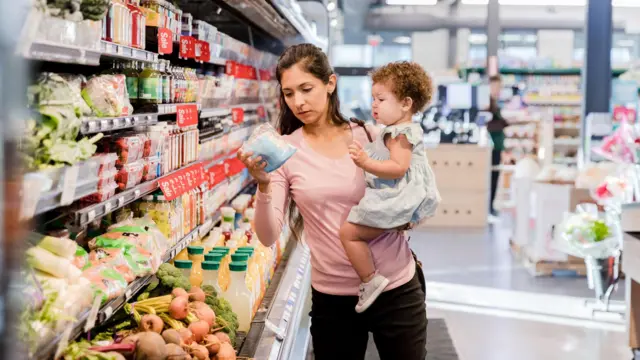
[421,190,488,228]
[426,144,491,192]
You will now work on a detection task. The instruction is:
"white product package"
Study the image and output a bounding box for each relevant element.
[242,124,296,173]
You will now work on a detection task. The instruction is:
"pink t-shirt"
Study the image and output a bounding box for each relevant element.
[254,123,415,296]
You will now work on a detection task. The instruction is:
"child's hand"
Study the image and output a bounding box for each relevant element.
[349,140,370,168]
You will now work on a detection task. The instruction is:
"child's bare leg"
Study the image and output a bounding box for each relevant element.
[339,221,386,282]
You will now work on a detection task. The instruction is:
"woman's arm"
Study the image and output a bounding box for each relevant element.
[349,135,413,180]
[254,167,290,247]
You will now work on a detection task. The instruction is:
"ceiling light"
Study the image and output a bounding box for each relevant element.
[330,18,338,27]
[461,0,640,6]
[327,2,336,11]
[385,0,438,5]
[393,36,412,44]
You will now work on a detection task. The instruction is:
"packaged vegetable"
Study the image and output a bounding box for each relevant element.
[82,265,128,302]
[241,123,296,173]
[88,247,136,282]
[81,74,133,117]
[142,156,161,182]
[26,246,82,279]
[27,73,91,117]
[116,161,144,190]
[97,169,117,188]
[37,234,78,259]
[72,246,89,270]
[94,153,118,175]
[81,181,117,204]
[102,134,144,166]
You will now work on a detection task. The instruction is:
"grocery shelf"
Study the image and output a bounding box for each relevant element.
[26,40,102,65]
[100,41,159,63]
[239,239,312,359]
[157,103,201,115]
[80,113,158,134]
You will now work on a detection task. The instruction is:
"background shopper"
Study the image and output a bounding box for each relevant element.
[238,44,428,360]
[487,75,508,217]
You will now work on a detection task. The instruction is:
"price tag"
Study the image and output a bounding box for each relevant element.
[176,104,198,128]
[60,165,79,206]
[231,108,244,124]
[84,295,103,332]
[88,120,98,132]
[157,28,173,54]
[101,119,110,129]
[125,289,132,299]
[54,324,73,359]
[104,201,112,213]
[196,40,211,62]
[87,209,96,222]
[134,189,141,197]
[104,306,113,319]
[118,196,126,207]
[117,45,124,55]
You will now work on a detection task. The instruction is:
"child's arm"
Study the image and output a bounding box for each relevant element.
[349,135,413,180]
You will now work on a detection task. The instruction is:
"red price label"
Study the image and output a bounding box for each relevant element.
[231,108,244,124]
[257,106,266,118]
[159,163,205,200]
[176,104,198,128]
[196,41,210,63]
[179,36,196,58]
[157,28,173,54]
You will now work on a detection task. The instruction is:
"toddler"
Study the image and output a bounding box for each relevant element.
[341,61,440,313]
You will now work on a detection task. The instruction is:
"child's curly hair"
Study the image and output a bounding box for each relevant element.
[370,61,433,114]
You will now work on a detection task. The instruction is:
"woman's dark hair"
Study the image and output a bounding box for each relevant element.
[274,44,371,240]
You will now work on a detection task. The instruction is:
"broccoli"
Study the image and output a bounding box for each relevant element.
[157,263,191,291]
[201,285,239,345]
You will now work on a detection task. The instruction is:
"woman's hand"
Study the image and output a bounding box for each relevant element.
[237,150,270,186]
[348,140,370,169]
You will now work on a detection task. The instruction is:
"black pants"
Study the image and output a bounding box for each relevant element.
[310,271,427,360]
[489,149,502,214]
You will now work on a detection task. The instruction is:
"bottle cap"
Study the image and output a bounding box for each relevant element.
[202,261,220,270]
[229,261,248,271]
[205,253,224,262]
[187,246,204,255]
[231,253,249,262]
[209,248,229,255]
[212,246,230,252]
[174,260,193,269]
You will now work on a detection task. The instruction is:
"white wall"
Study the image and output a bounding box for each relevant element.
[412,30,450,71]
[537,30,575,67]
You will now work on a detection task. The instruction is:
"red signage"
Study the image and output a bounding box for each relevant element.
[176,104,198,128]
[158,163,206,200]
[231,108,244,124]
[196,41,210,63]
[207,163,226,189]
[179,36,196,58]
[157,28,173,54]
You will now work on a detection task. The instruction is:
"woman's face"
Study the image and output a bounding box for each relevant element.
[280,63,336,126]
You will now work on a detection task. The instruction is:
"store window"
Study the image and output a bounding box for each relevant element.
[467,29,538,67]
[573,31,640,67]
[331,44,411,68]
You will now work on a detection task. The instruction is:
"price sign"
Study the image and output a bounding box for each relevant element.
[157,28,173,54]
[231,108,244,124]
[196,40,211,63]
[159,163,206,200]
[179,36,196,58]
[177,104,198,128]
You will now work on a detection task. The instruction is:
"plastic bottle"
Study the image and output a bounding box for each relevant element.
[161,60,171,104]
[173,247,189,262]
[225,261,253,332]
[123,61,139,107]
[187,246,205,287]
[202,260,223,295]
[212,247,231,290]
[201,228,221,253]
[174,259,192,280]
[138,62,161,105]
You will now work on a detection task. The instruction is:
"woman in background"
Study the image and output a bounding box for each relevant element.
[487,75,508,218]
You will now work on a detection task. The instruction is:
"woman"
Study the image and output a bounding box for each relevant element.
[487,75,508,217]
[237,44,428,360]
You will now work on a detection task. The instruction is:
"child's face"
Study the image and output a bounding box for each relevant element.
[371,82,412,126]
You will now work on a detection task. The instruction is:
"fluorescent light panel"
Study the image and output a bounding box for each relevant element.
[393,36,412,44]
[461,0,640,6]
[385,0,438,5]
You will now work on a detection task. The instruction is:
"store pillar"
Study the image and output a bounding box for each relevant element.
[579,0,613,165]
[485,0,500,75]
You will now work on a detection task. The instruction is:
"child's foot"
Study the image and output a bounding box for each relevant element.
[355,274,390,313]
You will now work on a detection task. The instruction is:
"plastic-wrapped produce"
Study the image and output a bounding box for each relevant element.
[116,161,144,190]
[102,134,144,166]
[81,74,133,117]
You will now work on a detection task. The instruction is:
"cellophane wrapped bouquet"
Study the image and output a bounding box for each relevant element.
[554,203,621,259]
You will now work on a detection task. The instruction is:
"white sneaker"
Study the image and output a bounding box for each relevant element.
[355,274,390,313]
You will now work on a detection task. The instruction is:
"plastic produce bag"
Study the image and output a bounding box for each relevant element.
[88,248,136,282]
[81,74,133,117]
[241,123,296,173]
[81,265,128,303]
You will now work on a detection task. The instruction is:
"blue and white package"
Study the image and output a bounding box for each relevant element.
[242,124,296,173]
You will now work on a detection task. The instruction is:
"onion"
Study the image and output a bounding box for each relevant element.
[189,302,215,327]
[162,329,182,345]
[189,344,209,360]
[202,334,221,356]
[169,296,189,320]
[213,331,231,344]
[139,314,164,333]
[216,343,236,360]
[188,287,206,302]
[177,328,194,345]
[172,288,189,298]
[188,320,210,342]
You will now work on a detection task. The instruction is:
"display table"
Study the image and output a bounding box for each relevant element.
[424,143,492,228]
[622,203,640,357]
